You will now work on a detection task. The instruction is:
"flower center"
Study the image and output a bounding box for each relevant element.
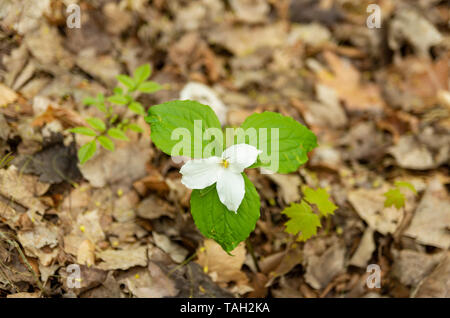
[221,159,229,168]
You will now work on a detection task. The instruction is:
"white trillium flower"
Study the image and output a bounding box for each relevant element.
[180,144,261,213]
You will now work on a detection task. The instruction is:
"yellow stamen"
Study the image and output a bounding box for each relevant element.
[221,160,229,168]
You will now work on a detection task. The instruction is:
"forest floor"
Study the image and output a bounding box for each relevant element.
[0,0,449,298]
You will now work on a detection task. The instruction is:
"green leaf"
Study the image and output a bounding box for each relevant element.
[240,112,317,173]
[78,140,97,164]
[97,93,104,102]
[128,124,144,133]
[117,75,136,91]
[384,188,405,209]
[113,87,124,96]
[68,127,97,137]
[83,97,97,105]
[107,128,129,141]
[134,64,151,84]
[95,103,107,113]
[394,181,417,195]
[302,186,337,217]
[107,95,129,105]
[137,81,162,93]
[282,201,321,242]
[98,136,115,151]
[86,117,106,132]
[128,101,146,116]
[190,174,260,253]
[146,100,222,158]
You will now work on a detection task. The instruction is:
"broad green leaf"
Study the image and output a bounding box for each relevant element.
[117,75,136,91]
[134,64,151,84]
[302,186,337,217]
[394,181,417,195]
[146,100,222,158]
[190,174,260,253]
[384,188,405,209]
[98,136,115,151]
[282,201,321,242]
[107,95,129,105]
[78,140,97,164]
[86,117,106,132]
[128,124,144,133]
[128,101,146,116]
[107,128,129,141]
[69,127,97,137]
[137,81,162,93]
[240,112,317,173]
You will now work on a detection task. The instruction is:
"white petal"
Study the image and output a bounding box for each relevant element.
[216,169,245,213]
[222,143,262,173]
[180,157,221,189]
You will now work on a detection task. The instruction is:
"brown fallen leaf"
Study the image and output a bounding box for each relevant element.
[196,239,248,288]
[392,249,444,287]
[116,263,179,298]
[304,241,346,290]
[389,135,435,170]
[0,166,49,214]
[96,246,148,271]
[316,51,385,113]
[348,186,406,235]
[152,232,188,264]
[404,178,450,249]
[77,239,96,267]
[413,253,450,298]
[349,227,375,268]
[267,174,301,204]
[0,83,18,106]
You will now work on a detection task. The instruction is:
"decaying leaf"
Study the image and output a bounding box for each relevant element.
[348,187,406,235]
[404,178,450,249]
[96,246,148,271]
[196,239,248,288]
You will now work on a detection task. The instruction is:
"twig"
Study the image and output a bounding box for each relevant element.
[246,238,261,272]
